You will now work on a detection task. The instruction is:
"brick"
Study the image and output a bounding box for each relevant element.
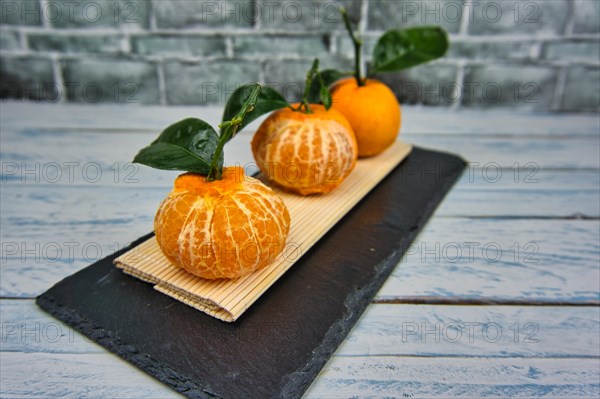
[543,39,600,63]
[562,66,600,112]
[0,56,57,101]
[448,40,536,61]
[573,0,600,34]
[264,56,352,102]
[28,34,123,53]
[368,0,462,33]
[48,0,149,29]
[233,34,329,57]
[163,60,260,105]
[462,65,557,111]
[63,59,159,104]
[0,0,41,26]
[132,35,226,57]
[153,0,254,29]
[258,0,361,31]
[468,0,568,35]
[0,29,20,50]
[372,63,458,106]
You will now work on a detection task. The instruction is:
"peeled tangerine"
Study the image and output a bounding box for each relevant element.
[252,104,358,195]
[154,167,291,279]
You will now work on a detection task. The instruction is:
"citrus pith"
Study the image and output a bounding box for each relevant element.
[154,166,290,279]
[251,104,358,195]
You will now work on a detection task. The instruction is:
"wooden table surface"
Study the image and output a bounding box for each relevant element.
[1,103,599,398]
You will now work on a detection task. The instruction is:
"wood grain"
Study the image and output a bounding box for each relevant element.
[379,218,600,304]
[0,352,182,399]
[305,357,600,398]
[4,301,598,358]
[2,353,597,399]
[2,102,598,136]
[2,300,598,398]
[3,217,597,304]
[3,129,599,172]
[2,103,598,398]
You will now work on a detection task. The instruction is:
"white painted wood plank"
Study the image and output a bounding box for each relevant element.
[1,300,105,354]
[4,300,598,359]
[2,170,597,240]
[340,304,600,358]
[2,351,597,399]
[2,102,599,136]
[2,93,599,399]
[2,185,598,299]
[305,357,600,398]
[2,300,598,398]
[0,128,255,172]
[0,102,225,131]
[438,170,600,217]
[405,134,600,169]
[0,352,182,399]
[2,128,599,172]
[378,219,600,303]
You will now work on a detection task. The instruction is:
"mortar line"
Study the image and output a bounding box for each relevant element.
[51,55,65,104]
[451,60,466,111]
[360,0,369,75]
[148,0,157,31]
[225,36,234,58]
[39,0,51,29]
[258,60,266,85]
[18,29,29,51]
[156,62,167,105]
[551,66,568,112]
[4,24,599,40]
[253,0,262,30]
[564,0,577,36]
[458,0,471,35]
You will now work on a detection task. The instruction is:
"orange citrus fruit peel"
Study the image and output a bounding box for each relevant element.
[154,166,291,280]
[252,103,358,195]
[331,77,401,158]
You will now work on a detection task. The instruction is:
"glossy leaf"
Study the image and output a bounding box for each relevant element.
[221,83,289,135]
[319,83,332,109]
[371,26,449,73]
[308,69,349,103]
[133,118,222,174]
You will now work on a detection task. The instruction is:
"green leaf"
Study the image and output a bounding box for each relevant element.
[319,83,332,109]
[133,118,222,174]
[308,69,349,103]
[221,83,289,135]
[321,69,351,87]
[371,26,449,73]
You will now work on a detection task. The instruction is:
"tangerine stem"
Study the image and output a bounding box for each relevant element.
[297,59,320,114]
[341,8,364,87]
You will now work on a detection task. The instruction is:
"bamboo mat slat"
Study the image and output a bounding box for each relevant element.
[114,141,413,322]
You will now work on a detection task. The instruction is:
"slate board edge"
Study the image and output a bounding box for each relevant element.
[279,152,467,398]
[36,235,217,399]
[36,148,467,399]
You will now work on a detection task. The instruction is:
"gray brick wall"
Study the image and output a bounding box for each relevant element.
[0,0,598,112]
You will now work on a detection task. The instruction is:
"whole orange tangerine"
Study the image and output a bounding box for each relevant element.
[251,104,358,195]
[331,78,401,157]
[154,166,291,279]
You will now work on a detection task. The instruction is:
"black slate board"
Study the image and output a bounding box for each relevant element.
[37,147,466,399]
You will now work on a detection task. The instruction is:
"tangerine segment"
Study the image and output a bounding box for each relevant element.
[331,78,401,158]
[154,166,291,280]
[252,104,358,195]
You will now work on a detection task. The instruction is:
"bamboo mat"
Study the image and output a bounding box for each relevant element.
[114,140,412,322]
